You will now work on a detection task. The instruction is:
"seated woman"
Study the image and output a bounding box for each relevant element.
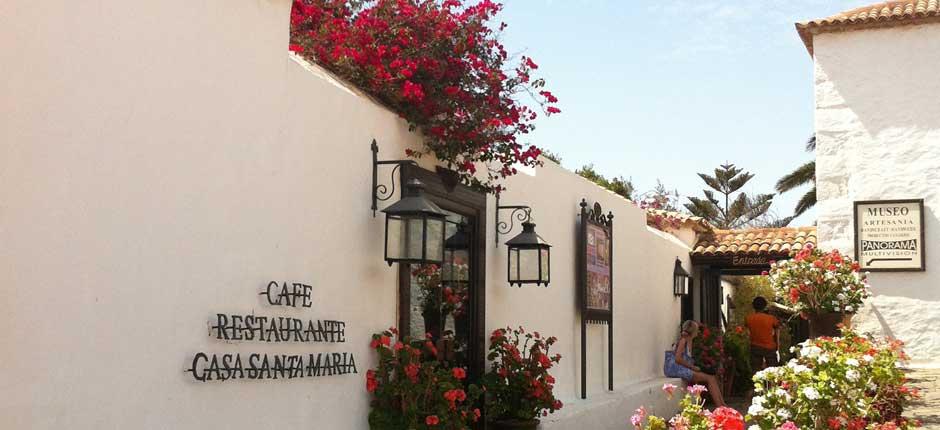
[664,320,725,407]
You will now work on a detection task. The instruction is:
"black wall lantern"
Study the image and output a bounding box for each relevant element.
[442,221,470,284]
[673,258,691,296]
[372,140,447,266]
[496,195,551,287]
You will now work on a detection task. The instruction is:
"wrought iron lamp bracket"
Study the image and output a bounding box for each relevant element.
[372,140,419,217]
[495,194,532,244]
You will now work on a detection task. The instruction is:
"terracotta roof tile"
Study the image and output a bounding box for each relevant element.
[796,1,940,55]
[646,209,714,232]
[691,226,817,258]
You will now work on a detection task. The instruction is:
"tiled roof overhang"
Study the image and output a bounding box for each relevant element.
[691,226,817,266]
[796,1,940,55]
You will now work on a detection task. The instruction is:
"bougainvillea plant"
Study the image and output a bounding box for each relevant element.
[630,384,745,430]
[366,328,482,429]
[289,0,560,193]
[691,325,724,375]
[638,200,685,232]
[482,326,563,421]
[747,329,921,430]
[767,244,870,316]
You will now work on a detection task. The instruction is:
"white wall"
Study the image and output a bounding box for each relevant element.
[0,0,687,428]
[813,23,940,365]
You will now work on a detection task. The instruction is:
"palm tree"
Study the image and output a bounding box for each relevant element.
[776,136,816,217]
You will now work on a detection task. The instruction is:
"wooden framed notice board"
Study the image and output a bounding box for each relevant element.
[578,199,614,399]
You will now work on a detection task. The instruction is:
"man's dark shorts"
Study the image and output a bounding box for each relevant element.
[750,345,778,371]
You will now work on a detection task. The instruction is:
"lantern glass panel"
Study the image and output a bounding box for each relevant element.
[540,248,550,283]
[385,215,403,260]
[426,217,444,262]
[385,215,425,260]
[517,248,541,281]
[508,248,519,283]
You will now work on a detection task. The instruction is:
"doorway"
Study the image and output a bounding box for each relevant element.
[398,166,487,380]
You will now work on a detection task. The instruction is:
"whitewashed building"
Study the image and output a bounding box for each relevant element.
[0,1,694,428]
[797,0,940,365]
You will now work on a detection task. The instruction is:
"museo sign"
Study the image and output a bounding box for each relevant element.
[854,199,925,272]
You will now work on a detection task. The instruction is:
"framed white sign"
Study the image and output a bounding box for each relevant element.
[854,199,925,272]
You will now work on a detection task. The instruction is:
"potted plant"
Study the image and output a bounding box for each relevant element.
[366,328,482,430]
[482,327,563,430]
[767,244,870,338]
[691,324,724,376]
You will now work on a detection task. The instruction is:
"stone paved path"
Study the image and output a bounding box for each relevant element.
[907,368,940,429]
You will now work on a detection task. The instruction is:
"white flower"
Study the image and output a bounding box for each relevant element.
[846,305,854,312]
[777,409,791,419]
[752,396,766,407]
[837,293,846,300]
[846,369,860,381]
[846,358,859,366]
[801,345,822,358]
[803,387,821,400]
[749,426,761,430]
[748,404,766,416]
[862,355,874,363]
[775,388,791,400]
[818,353,830,363]
[788,363,810,374]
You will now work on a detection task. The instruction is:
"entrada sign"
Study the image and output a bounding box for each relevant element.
[854,200,925,271]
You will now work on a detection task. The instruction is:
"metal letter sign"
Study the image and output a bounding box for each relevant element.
[578,199,614,399]
[854,199,926,272]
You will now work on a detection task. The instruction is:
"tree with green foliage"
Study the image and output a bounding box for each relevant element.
[575,164,634,200]
[540,149,562,165]
[776,135,816,218]
[685,163,775,229]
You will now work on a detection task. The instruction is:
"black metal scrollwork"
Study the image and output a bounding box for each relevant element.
[372,140,418,217]
[495,194,532,244]
[579,199,614,226]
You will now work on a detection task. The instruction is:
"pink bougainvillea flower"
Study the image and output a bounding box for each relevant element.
[778,422,799,430]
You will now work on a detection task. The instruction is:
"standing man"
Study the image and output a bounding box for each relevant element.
[746,296,779,372]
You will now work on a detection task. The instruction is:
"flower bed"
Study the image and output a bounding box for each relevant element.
[747,330,921,430]
[290,0,560,192]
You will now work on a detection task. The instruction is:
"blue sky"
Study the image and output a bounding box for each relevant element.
[498,0,862,226]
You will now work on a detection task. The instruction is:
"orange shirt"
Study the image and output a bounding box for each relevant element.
[746,312,779,350]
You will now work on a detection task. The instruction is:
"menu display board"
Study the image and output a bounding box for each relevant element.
[585,223,612,312]
[578,199,614,399]
[854,199,925,271]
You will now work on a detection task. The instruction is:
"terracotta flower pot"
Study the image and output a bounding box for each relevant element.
[808,312,853,338]
[436,166,461,192]
[488,418,540,430]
